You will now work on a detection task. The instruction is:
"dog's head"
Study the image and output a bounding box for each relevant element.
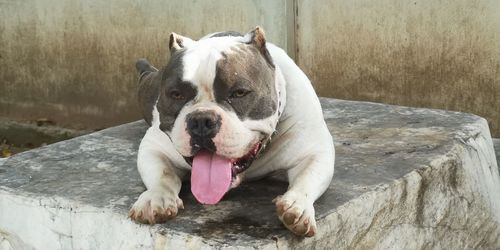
[136,27,284,204]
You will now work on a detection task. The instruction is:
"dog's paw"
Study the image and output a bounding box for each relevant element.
[273,192,317,237]
[129,190,184,224]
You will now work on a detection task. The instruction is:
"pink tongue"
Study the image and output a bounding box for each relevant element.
[191,151,232,205]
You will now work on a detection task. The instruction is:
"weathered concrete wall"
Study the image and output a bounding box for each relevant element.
[1,0,500,137]
[296,0,500,137]
[0,0,291,130]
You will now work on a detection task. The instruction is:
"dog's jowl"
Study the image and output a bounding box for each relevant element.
[129,27,335,237]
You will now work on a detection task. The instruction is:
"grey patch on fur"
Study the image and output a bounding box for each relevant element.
[137,51,197,131]
[245,28,274,69]
[137,59,159,126]
[136,59,157,75]
[158,51,197,132]
[213,44,277,121]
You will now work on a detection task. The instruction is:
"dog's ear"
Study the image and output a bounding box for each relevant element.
[135,58,157,75]
[169,32,194,53]
[245,26,267,50]
[244,26,274,68]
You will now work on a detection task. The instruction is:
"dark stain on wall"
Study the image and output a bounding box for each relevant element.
[297,0,500,137]
[1,0,499,138]
[0,0,288,130]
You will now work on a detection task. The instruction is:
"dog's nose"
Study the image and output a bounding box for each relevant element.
[186,111,221,138]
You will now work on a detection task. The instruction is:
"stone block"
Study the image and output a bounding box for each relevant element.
[494,139,500,172]
[1,99,499,249]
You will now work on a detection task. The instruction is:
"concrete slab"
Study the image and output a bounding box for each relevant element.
[1,99,499,249]
[494,139,500,172]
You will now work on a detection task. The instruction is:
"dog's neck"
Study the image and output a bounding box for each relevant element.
[255,64,287,158]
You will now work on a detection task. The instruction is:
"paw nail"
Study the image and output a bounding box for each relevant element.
[306,227,316,237]
[178,201,184,209]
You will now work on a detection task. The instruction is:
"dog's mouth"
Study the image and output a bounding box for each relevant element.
[184,142,261,178]
[184,142,261,205]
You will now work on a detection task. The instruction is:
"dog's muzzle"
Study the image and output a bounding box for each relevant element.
[186,111,221,153]
[183,110,273,206]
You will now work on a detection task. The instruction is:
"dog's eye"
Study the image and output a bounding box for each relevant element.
[169,90,185,100]
[230,89,250,98]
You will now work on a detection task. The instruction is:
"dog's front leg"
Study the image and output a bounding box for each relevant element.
[274,150,334,237]
[129,127,187,224]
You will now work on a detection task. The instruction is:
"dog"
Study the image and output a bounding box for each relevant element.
[129,27,335,237]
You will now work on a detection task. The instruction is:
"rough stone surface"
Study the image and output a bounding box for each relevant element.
[494,139,500,172]
[1,98,499,249]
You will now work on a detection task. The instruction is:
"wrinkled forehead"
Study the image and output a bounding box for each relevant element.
[180,37,244,85]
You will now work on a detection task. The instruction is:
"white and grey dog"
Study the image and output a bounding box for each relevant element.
[129,27,335,237]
